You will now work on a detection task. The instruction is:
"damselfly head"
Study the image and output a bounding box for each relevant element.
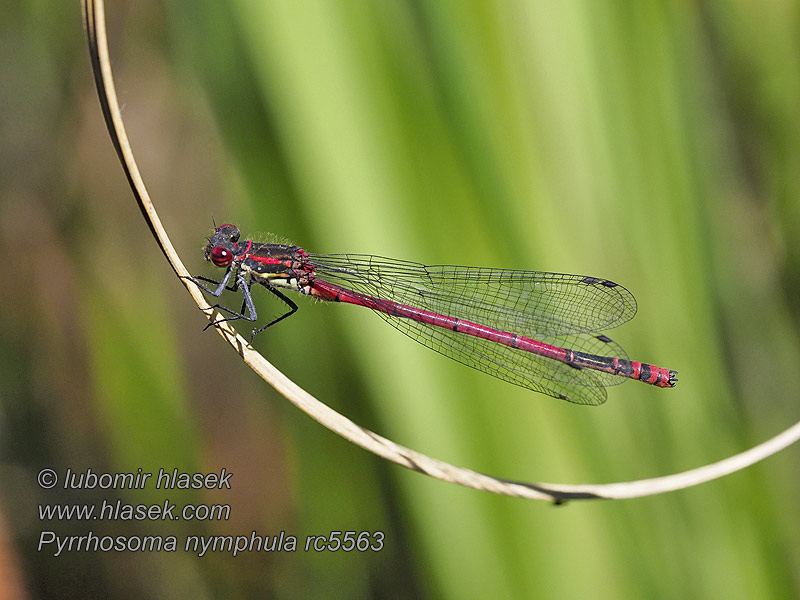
[203,224,241,267]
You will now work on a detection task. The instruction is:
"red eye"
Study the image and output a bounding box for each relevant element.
[210,246,233,267]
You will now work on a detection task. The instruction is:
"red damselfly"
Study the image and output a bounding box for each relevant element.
[187,224,677,406]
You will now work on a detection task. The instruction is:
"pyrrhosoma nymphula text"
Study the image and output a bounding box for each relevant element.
[187,224,677,406]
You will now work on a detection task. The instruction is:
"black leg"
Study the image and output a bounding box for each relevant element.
[190,274,240,293]
[250,285,298,341]
[186,268,299,341]
[202,294,249,331]
[181,267,236,297]
[202,273,259,329]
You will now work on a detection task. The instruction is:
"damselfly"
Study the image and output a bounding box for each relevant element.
[187,224,677,406]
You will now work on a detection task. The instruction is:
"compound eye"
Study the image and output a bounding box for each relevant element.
[210,246,234,267]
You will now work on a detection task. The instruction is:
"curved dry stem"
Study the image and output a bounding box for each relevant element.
[82,0,800,503]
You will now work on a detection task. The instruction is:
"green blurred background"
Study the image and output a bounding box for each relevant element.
[2,0,800,598]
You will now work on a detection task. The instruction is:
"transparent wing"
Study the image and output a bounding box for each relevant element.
[307,254,637,404]
[375,313,626,405]
[308,254,637,336]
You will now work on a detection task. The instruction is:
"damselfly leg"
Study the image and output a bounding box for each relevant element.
[184,272,298,340]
